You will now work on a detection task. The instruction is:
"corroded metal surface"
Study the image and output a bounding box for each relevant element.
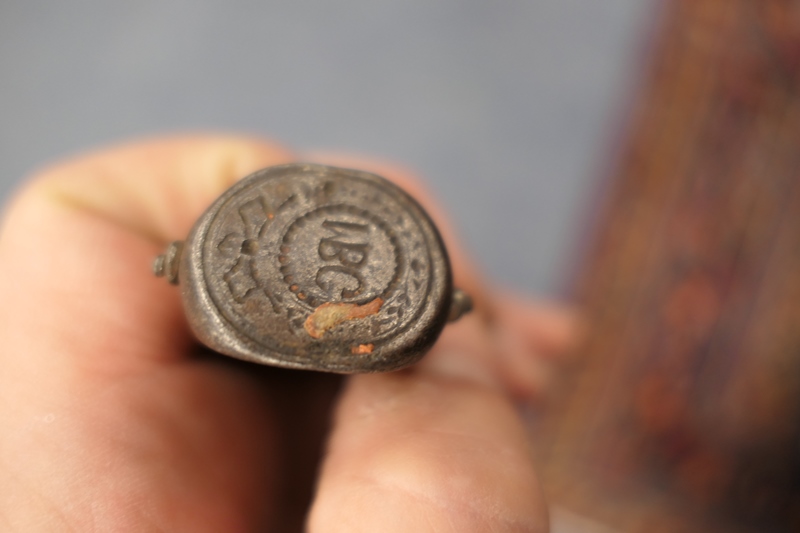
[155,163,469,373]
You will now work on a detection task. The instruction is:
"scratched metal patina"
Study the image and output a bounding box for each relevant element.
[156,164,466,373]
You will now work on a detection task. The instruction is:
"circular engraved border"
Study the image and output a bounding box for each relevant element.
[182,164,452,372]
[279,204,404,309]
[203,173,432,352]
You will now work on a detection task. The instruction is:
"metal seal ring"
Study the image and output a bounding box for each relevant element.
[154,163,471,373]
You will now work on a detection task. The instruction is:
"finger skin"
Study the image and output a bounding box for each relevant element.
[0,136,554,532]
[492,291,578,359]
[0,136,294,532]
[303,154,550,531]
[308,317,550,533]
[0,135,294,366]
[301,157,554,532]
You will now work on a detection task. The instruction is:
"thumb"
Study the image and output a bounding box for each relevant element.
[0,135,293,373]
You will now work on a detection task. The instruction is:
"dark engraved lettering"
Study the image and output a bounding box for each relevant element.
[321,220,369,239]
[315,220,371,299]
[200,164,443,372]
[318,240,368,267]
[316,265,365,299]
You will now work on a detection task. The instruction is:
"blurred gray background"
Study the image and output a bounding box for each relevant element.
[0,0,654,296]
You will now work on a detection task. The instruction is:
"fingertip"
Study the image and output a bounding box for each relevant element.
[493,291,581,358]
[417,314,505,391]
[19,134,295,244]
[310,372,548,533]
[0,134,295,373]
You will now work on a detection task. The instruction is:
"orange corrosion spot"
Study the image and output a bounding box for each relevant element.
[351,343,375,354]
[304,298,383,339]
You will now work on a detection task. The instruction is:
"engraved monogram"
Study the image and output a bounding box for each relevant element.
[279,205,401,309]
[317,220,370,299]
[197,164,443,370]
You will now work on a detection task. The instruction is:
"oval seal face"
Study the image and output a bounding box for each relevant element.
[180,164,452,373]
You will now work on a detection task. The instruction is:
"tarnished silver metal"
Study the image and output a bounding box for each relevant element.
[447,288,473,322]
[152,241,183,285]
[154,163,471,373]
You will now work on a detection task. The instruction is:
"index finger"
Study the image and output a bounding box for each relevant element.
[0,136,293,373]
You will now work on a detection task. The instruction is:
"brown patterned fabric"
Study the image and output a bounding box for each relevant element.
[541,2,800,531]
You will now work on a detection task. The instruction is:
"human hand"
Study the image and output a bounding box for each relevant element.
[0,136,574,532]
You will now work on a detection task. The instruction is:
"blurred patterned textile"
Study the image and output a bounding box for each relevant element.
[541,2,800,532]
